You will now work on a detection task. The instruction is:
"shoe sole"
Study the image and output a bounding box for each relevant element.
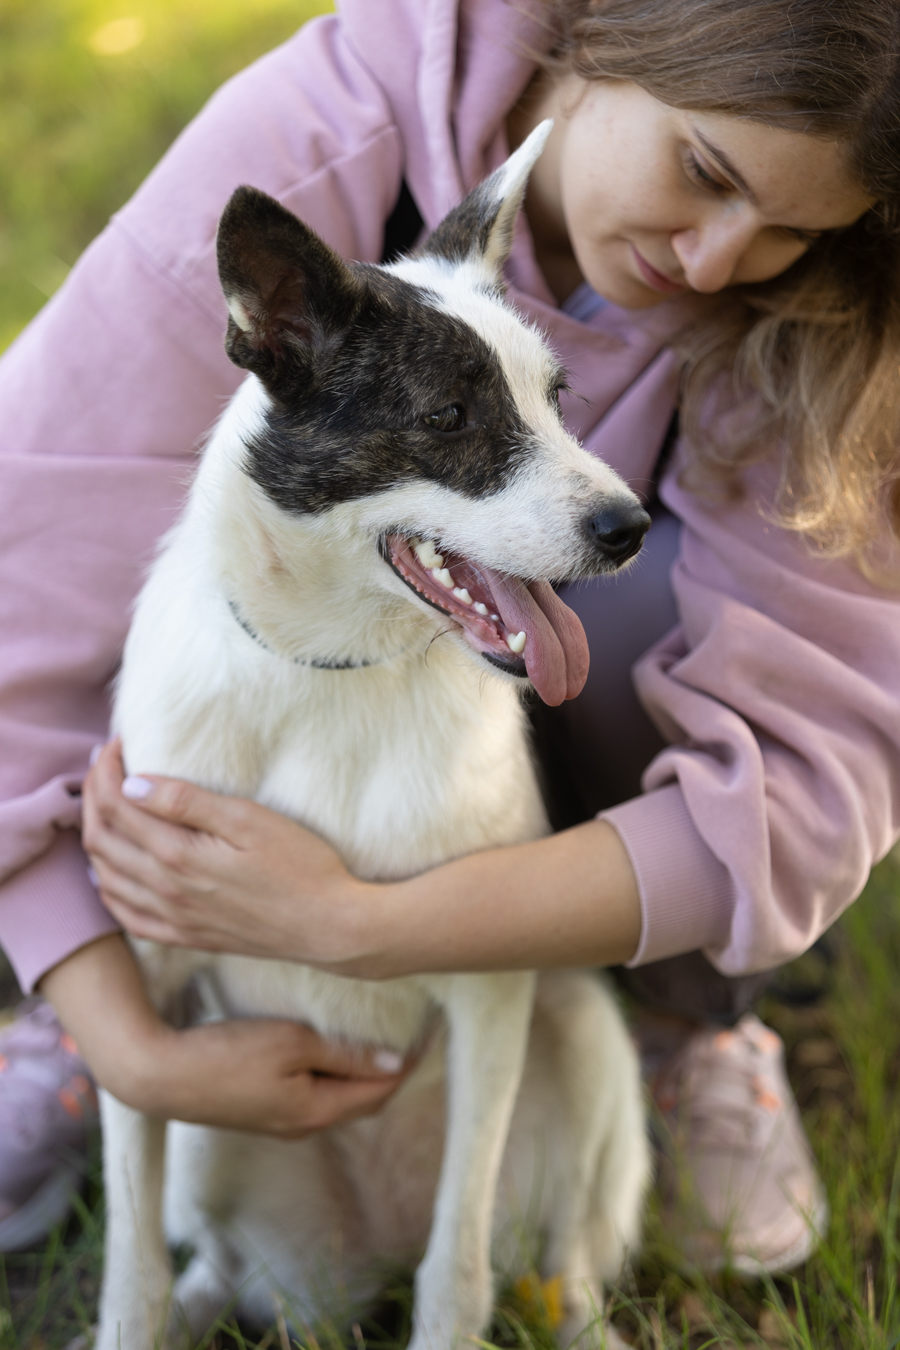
[711,1194,830,1278]
[0,1161,84,1252]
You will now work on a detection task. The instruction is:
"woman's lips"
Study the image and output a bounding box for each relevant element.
[631,245,687,295]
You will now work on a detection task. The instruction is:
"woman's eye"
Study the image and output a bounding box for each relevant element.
[423,404,467,433]
[684,150,728,194]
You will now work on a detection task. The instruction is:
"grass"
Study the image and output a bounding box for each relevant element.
[4,852,900,1349]
[0,0,332,353]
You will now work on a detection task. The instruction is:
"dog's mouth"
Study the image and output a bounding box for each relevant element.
[382,533,590,707]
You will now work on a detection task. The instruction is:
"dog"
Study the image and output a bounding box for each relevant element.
[97,121,652,1350]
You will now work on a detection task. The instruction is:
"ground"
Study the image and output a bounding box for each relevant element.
[3,4,900,1346]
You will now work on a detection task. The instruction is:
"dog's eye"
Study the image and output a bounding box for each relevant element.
[423,404,467,433]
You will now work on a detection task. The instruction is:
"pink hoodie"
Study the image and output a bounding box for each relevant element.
[1,0,899,992]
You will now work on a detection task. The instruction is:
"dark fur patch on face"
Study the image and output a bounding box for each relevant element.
[243,267,532,515]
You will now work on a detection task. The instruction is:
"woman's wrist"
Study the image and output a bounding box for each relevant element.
[314,872,406,979]
[39,934,181,1111]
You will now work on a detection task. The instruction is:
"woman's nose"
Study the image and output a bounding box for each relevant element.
[670,218,756,293]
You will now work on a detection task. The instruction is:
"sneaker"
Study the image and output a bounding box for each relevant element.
[652,1012,828,1275]
[0,999,98,1251]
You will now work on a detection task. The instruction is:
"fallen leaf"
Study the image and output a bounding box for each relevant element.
[513,1272,564,1328]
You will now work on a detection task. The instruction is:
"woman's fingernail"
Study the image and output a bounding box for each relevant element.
[122,776,153,801]
[87,866,100,888]
[374,1050,404,1074]
[89,743,104,767]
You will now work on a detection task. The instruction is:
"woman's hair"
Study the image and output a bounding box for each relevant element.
[542,0,900,578]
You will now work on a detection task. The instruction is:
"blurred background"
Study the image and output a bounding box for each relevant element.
[0,0,333,354]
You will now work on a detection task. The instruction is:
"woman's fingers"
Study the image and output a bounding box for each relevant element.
[82,737,361,965]
[160,1019,409,1137]
[297,1029,405,1079]
[91,737,259,844]
[85,740,209,865]
[302,1071,406,1131]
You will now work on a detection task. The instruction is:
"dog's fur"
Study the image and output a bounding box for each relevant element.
[97,124,651,1350]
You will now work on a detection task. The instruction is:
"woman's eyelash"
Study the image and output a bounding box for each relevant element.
[779,225,823,245]
[684,149,824,246]
[684,150,728,193]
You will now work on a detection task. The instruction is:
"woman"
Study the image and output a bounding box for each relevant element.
[1,0,898,1276]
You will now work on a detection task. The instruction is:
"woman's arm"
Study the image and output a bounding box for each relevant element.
[39,933,409,1136]
[83,741,642,978]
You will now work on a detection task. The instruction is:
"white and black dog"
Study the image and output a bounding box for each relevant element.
[98,123,651,1350]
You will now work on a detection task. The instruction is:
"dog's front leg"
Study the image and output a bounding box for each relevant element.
[410,971,536,1350]
[96,1089,172,1350]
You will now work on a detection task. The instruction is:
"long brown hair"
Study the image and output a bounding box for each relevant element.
[541,0,900,578]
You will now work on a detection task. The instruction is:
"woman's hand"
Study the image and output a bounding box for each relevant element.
[82,740,369,967]
[40,935,409,1138]
[82,738,642,978]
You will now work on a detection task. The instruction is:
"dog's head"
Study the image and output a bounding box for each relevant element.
[215,123,649,706]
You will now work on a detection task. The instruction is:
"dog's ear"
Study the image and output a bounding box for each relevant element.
[421,120,552,278]
[216,187,362,384]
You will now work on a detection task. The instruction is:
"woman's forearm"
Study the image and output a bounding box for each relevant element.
[344,819,641,980]
[39,933,178,1109]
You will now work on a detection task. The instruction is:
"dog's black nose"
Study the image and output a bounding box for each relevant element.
[587,502,651,566]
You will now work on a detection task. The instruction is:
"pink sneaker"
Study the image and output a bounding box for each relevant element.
[653,1013,828,1275]
[0,999,98,1251]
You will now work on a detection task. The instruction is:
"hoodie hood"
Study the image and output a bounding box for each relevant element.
[339,0,549,227]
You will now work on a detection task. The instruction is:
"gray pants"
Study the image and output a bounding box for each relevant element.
[532,508,772,1025]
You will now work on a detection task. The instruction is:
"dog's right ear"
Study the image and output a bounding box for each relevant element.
[216,186,362,385]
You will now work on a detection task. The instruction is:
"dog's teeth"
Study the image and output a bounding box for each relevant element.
[491,613,500,622]
[433,568,454,589]
[506,631,527,654]
[453,588,473,605]
[473,602,489,616]
[415,540,443,569]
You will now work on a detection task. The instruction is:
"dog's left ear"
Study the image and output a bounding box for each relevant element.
[421,120,552,279]
[216,186,362,385]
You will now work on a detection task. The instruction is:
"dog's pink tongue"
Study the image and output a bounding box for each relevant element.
[481,570,590,706]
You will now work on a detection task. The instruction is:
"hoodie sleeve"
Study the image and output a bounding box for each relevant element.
[602,449,900,976]
[0,13,403,992]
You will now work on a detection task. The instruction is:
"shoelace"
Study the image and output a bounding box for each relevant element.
[654,1019,787,1154]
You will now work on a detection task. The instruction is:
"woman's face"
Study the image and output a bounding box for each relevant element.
[520,78,873,307]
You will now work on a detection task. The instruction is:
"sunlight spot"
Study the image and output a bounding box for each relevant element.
[88,16,146,56]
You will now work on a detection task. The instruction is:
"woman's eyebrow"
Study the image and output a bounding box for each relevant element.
[692,129,759,206]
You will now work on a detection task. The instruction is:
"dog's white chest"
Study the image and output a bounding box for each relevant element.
[213,956,437,1050]
[247,662,547,882]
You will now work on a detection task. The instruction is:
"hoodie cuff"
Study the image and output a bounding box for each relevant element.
[0,830,120,993]
[600,784,734,968]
